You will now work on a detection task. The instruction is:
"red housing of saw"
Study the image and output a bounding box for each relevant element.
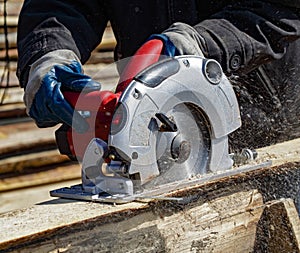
[55,39,164,160]
[55,90,119,160]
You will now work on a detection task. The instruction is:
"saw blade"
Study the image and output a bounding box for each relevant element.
[145,103,210,188]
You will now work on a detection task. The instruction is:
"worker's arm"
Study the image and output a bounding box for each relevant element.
[153,1,300,75]
[24,50,101,133]
[17,1,108,132]
[17,0,108,87]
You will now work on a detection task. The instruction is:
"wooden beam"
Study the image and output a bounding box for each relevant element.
[0,138,299,251]
[96,26,116,51]
[0,32,17,48]
[0,102,26,118]
[0,122,57,156]
[0,86,24,104]
[1,189,299,252]
[256,137,300,166]
[0,179,81,214]
[0,0,24,17]
[0,162,80,192]
[0,48,18,60]
[0,149,70,174]
[0,190,265,252]
[0,17,19,28]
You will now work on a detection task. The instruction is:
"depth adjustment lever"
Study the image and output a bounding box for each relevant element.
[155,113,178,132]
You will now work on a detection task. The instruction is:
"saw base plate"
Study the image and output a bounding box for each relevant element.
[50,161,272,204]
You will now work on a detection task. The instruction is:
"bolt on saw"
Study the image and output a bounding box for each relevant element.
[51,40,266,203]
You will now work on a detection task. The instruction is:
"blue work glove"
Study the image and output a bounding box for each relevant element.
[24,50,101,133]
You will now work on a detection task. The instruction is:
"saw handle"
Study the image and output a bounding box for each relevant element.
[116,39,164,93]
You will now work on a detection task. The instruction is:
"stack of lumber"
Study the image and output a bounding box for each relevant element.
[0,0,22,62]
[0,61,119,211]
[0,121,79,190]
[0,60,119,192]
[0,0,23,118]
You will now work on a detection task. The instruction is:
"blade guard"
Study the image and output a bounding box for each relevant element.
[109,56,241,185]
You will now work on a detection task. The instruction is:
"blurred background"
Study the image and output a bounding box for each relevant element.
[0,0,118,213]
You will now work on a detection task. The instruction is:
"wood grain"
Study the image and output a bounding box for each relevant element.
[0,190,264,252]
[0,135,299,252]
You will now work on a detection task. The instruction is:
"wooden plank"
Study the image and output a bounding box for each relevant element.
[0,48,18,60]
[0,102,26,118]
[0,16,19,28]
[0,149,70,174]
[0,179,81,214]
[0,1,23,20]
[0,120,36,136]
[0,190,265,252]
[96,26,116,51]
[0,162,80,192]
[0,139,299,251]
[0,86,24,104]
[85,50,114,65]
[0,59,17,68]
[256,137,300,166]
[0,121,57,156]
[0,32,17,48]
[0,63,19,89]
[1,189,299,252]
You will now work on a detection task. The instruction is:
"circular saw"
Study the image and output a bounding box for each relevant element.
[51,56,243,203]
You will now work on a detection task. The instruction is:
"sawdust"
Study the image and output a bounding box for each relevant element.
[228,45,300,152]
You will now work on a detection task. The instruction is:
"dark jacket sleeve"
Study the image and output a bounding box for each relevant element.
[193,1,300,75]
[17,0,109,87]
[266,0,300,8]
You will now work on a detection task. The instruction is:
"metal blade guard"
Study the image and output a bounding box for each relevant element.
[50,56,241,203]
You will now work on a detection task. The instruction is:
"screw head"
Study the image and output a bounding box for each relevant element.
[132,152,138,159]
[183,59,190,67]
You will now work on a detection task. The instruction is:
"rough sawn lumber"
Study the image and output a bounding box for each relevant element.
[0,138,299,252]
[0,190,265,252]
[1,190,299,252]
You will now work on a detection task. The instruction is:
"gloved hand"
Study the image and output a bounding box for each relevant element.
[24,49,101,133]
[152,22,205,57]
